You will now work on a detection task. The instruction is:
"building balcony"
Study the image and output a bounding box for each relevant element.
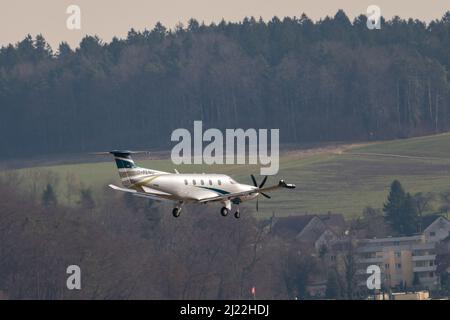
[357,244,413,253]
[412,243,435,250]
[357,257,384,264]
[413,265,437,273]
[412,254,436,262]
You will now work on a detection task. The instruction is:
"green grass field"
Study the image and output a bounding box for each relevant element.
[6,133,450,218]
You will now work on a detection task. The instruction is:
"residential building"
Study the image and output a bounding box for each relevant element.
[271,213,346,254]
[422,215,450,243]
[355,216,450,291]
[356,234,438,290]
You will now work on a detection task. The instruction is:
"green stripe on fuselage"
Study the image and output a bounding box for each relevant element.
[198,186,230,195]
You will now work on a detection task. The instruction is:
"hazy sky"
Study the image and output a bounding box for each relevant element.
[1,0,449,49]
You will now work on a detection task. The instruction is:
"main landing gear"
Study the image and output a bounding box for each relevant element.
[220,206,240,219]
[220,207,230,217]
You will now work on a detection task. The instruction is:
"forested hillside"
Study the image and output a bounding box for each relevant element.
[0,10,449,158]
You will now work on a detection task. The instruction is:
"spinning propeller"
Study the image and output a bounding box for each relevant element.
[251,174,271,211]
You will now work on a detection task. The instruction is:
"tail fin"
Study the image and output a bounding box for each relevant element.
[91,150,166,188]
[110,150,139,170]
[109,150,146,187]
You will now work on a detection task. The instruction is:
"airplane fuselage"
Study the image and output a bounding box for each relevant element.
[128,172,258,203]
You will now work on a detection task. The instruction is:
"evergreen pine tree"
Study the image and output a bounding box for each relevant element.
[383,180,419,235]
[383,180,406,232]
[403,193,419,235]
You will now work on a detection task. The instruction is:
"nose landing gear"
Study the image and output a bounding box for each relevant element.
[172,201,184,217]
[172,207,181,217]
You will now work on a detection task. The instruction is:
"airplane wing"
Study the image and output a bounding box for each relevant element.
[198,180,295,203]
[177,187,223,201]
[108,184,175,202]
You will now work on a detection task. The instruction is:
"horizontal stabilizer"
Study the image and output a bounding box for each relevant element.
[108,184,137,193]
[91,150,149,157]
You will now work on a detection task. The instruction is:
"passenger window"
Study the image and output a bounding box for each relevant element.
[184,179,188,185]
[193,180,196,185]
[209,180,212,185]
[201,180,204,185]
[218,180,222,185]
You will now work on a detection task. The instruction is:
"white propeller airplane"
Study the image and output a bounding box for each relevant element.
[100,150,296,219]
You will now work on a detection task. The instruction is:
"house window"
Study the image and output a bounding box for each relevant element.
[396,263,402,269]
[429,272,434,277]
[184,179,188,185]
[395,252,401,258]
[430,232,436,237]
[385,264,390,269]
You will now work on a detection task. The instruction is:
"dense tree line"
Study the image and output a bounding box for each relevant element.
[0,10,449,158]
